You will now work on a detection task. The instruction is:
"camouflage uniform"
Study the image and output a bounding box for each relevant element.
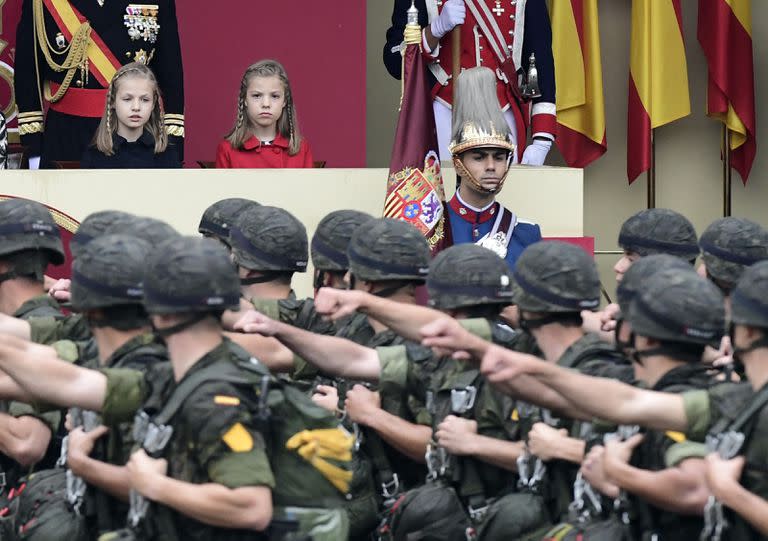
[0,199,66,494]
[107,237,348,541]
[505,242,634,525]
[672,262,768,541]
[619,267,725,540]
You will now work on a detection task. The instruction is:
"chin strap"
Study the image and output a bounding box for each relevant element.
[153,312,211,339]
[452,152,512,194]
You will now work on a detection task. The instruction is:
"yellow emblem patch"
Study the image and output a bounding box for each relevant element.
[214,395,240,406]
[665,431,686,443]
[511,408,519,422]
[223,423,254,453]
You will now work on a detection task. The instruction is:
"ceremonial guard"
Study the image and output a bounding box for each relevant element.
[14,0,184,167]
[447,66,540,269]
[384,0,556,164]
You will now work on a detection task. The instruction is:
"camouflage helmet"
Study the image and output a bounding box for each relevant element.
[616,254,693,316]
[731,261,768,329]
[511,241,600,313]
[699,217,768,290]
[0,198,64,265]
[629,268,724,347]
[105,216,180,246]
[311,210,373,272]
[143,236,241,315]
[618,208,699,260]
[198,197,260,243]
[230,205,308,273]
[427,244,513,310]
[70,234,150,312]
[347,218,430,282]
[70,210,133,259]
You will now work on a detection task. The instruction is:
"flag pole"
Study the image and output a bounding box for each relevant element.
[452,26,461,100]
[647,128,656,208]
[722,125,732,217]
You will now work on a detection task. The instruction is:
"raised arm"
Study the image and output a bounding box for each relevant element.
[0,335,107,411]
[482,348,688,432]
[235,312,381,382]
[314,287,446,344]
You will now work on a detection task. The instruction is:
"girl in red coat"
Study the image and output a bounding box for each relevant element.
[216,59,313,168]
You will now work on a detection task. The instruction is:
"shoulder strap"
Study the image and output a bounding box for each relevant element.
[152,361,257,426]
[729,384,768,434]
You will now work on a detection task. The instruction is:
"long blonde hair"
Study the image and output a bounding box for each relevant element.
[225,59,302,155]
[93,62,168,156]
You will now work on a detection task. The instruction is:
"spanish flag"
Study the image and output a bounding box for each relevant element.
[385,14,450,254]
[698,0,756,184]
[627,0,691,184]
[551,0,607,168]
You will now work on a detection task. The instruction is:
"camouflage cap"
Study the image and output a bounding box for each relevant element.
[70,234,151,311]
[511,241,600,313]
[70,210,133,259]
[143,236,241,315]
[731,261,768,329]
[616,254,693,316]
[699,217,768,289]
[198,197,260,242]
[427,244,513,310]
[618,208,699,260]
[629,268,724,346]
[347,218,430,282]
[311,210,373,272]
[105,216,180,246]
[230,205,308,273]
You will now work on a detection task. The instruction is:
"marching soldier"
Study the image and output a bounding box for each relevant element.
[14,0,184,168]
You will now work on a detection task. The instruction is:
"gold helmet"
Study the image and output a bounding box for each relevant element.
[448,68,515,194]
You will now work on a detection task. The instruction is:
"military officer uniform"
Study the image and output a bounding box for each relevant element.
[14,0,184,167]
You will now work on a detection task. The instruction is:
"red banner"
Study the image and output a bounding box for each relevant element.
[384,33,450,254]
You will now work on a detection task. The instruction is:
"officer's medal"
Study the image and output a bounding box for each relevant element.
[477,231,508,259]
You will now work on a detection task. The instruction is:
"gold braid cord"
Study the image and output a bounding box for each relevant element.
[33,0,92,103]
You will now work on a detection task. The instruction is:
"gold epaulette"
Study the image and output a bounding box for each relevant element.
[164,113,185,137]
[18,111,45,135]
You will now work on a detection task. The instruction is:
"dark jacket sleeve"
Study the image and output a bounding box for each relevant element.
[383,0,430,80]
[14,0,45,156]
[522,0,556,106]
[153,0,185,160]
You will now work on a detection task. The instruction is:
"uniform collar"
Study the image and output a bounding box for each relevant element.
[242,133,289,151]
[449,190,499,224]
[12,294,60,319]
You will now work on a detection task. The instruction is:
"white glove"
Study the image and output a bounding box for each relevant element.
[431,0,466,39]
[521,139,552,166]
[28,156,41,169]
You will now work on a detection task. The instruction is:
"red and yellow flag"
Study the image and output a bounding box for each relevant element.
[627,0,690,184]
[385,23,450,254]
[551,0,606,168]
[698,0,756,184]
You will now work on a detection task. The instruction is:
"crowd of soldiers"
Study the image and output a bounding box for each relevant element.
[0,192,763,541]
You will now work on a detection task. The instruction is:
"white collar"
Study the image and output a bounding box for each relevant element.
[456,189,495,213]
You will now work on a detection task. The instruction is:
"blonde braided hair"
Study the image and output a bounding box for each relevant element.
[224,59,302,155]
[92,63,168,156]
